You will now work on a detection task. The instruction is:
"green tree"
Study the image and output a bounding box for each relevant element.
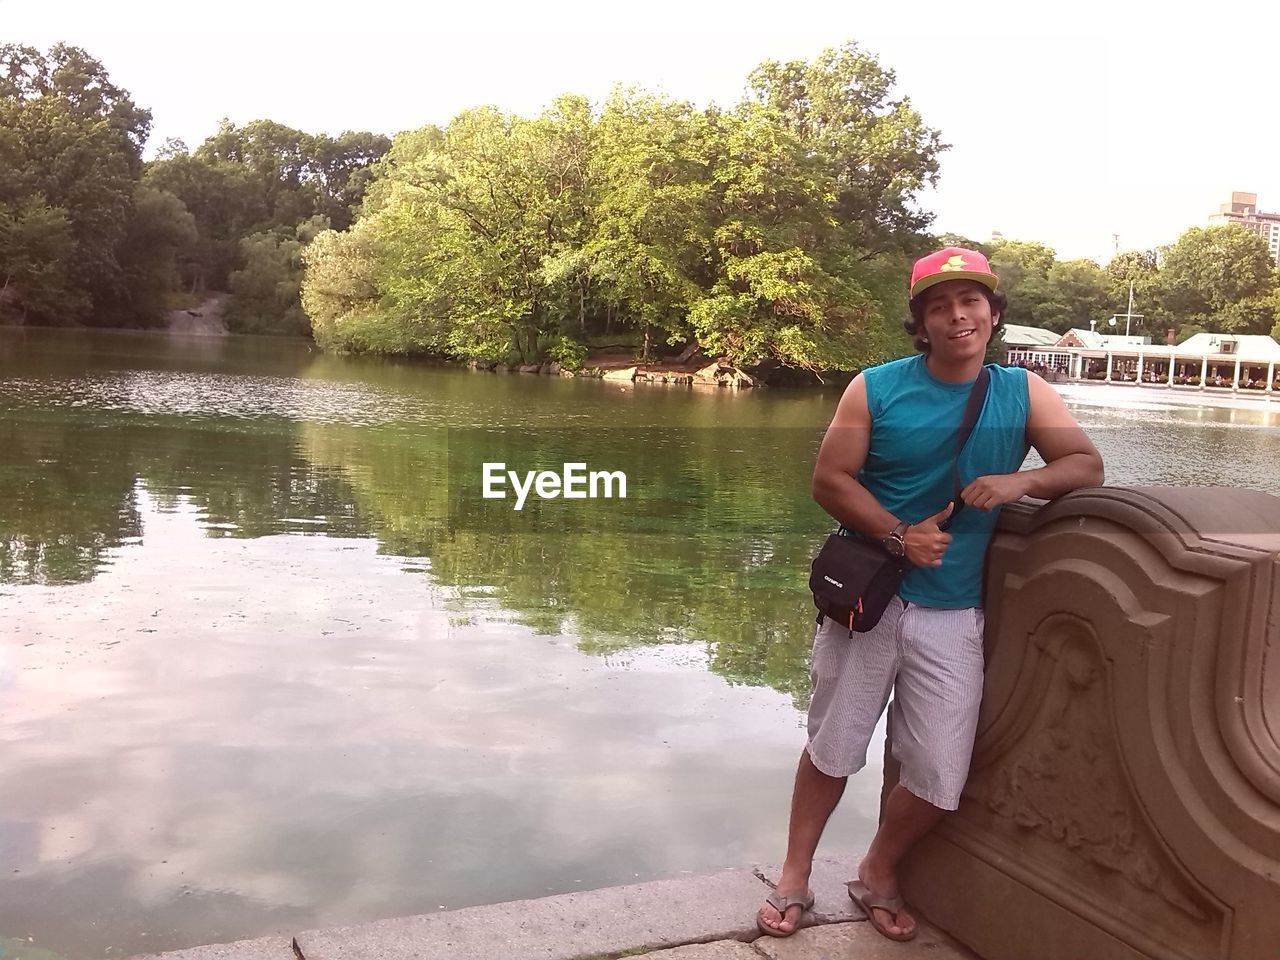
[580,88,711,354]
[97,185,198,326]
[193,119,390,234]
[141,120,390,340]
[0,195,79,321]
[691,100,893,370]
[225,216,328,335]
[987,239,1056,328]
[367,98,600,361]
[1158,225,1277,334]
[1268,285,1280,342]
[746,42,943,254]
[1105,249,1159,303]
[0,43,151,324]
[1038,258,1109,332]
[1103,249,1161,334]
[301,219,403,353]
[195,119,320,229]
[0,43,150,158]
[310,130,393,230]
[302,44,943,371]
[144,148,259,292]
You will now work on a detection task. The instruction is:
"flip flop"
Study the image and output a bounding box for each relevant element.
[847,880,918,942]
[755,889,815,938]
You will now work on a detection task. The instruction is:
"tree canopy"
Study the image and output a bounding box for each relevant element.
[144,120,390,332]
[6,41,1279,364]
[1,43,388,332]
[1,43,153,324]
[959,226,1280,344]
[304,43,941,371]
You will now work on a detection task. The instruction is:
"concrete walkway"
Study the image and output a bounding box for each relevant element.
[127,859,978,960]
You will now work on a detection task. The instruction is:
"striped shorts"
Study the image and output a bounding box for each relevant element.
[806,595,985,811]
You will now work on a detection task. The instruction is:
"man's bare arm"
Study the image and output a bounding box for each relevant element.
[960,373,1104,509]
[1021,373,1104,497]
[811,375,901,539]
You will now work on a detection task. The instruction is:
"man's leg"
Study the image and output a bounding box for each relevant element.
[854,784,944,937]
[757,601,904,934]
[857,604,986,938]
[757,748,847,934]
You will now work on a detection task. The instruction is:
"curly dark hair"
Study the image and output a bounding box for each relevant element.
[904,287,1009,353]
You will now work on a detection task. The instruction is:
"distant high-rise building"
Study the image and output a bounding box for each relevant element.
[1210,192,1280,262]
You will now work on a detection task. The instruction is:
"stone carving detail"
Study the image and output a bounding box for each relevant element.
[895,489,1280,960]
[973,626,1212,926]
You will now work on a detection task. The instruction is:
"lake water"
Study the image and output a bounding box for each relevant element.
[3,328,1280,959]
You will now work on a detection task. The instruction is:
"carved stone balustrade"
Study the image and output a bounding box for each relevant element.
[885,486,1280,960]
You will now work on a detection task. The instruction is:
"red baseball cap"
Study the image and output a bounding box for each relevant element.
[909,247,999,299]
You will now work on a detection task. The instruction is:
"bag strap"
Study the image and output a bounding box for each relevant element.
[938,365,991,532]
[836,363,991,540]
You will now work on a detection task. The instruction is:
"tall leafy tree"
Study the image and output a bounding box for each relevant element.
[144,148,259,292]
[225,216,328,336]
[1039,258,1110,333]
[192,120,390,233]
[693,99,890,369]
[0,196,80,321]
[987,239,1056,328]
[1268,286,1280,343]
[303,44,943,371]
[369,98,600,360]
[301,219,388,352]
[1157,225,1277,335]
[0,43,151,324]
[98,184,198,326]
[195,119,320,230]
[311,130,393,230]
[579,89,710,353]
[146,121,389,329]
[746,42,943,254]
[1103,249,1161,334]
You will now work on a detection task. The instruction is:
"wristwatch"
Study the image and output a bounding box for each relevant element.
[882,521,909,558]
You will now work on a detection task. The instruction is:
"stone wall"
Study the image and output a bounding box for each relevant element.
[885,487,1280,960]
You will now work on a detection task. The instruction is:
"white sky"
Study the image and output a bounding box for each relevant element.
[6,0,1279,264]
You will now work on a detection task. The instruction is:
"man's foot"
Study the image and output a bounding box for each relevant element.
[755,867,814,937]
[850,859,917,940]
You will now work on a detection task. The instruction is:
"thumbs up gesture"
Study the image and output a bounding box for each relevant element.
[903,502,954,568]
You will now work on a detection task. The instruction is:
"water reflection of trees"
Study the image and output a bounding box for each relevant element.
[0,419,143,584]
[143,423,371,540]
[0,416,372,585]
[3,395,828,702]
[299,423,828,706]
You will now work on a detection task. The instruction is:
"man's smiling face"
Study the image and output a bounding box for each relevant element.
[917,279,999,359]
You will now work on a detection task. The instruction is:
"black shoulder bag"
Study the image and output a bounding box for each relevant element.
[808,366,990,636]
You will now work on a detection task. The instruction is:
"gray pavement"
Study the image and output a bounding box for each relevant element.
[127,860,978,960]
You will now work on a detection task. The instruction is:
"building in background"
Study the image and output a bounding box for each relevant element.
[1002,323,1063,368]
[1008,326,1280,392]
[1004,324,1153,373]
[1210,192,1280,263]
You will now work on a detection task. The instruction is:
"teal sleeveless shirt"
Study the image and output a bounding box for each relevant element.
[859,355,1030,608]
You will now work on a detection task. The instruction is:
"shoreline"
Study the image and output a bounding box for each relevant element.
[12,323,1280,407]
[1052,377,1280,413]
[469,356,766,388]
[124,859,977,960]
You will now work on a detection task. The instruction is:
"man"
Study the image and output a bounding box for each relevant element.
[756,247,1104,941]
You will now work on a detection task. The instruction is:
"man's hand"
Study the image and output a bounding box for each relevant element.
[903,502,954,567]
[961,472,1032,511]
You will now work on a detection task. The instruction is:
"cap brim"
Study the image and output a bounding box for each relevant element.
[910,272,999,299]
